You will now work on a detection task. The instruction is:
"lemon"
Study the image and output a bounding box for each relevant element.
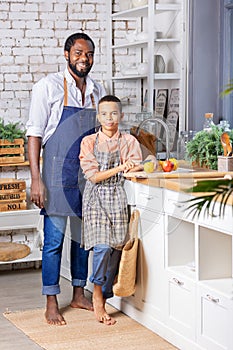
[169,158,178,170]
[144,161,154,173]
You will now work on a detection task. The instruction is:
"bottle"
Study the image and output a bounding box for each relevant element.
[218,120,231,132]
[177,130,197,160]
[203,113,214,132]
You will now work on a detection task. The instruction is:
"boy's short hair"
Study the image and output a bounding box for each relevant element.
[98,95,122,113]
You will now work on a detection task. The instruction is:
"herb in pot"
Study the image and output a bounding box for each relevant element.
[0,119,26,142]
[185,125,233,170]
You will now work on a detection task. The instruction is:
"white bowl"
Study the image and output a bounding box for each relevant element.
[132,0,148,8]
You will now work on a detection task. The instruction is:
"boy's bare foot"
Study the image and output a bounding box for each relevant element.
[70,286,93,311]
[45,295,66,326]
[93,285,116,326]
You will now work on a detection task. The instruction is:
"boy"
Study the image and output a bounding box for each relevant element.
[79,95,155,325]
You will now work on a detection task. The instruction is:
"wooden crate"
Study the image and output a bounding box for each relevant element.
[0,138,25,164]
[0,179,27,212]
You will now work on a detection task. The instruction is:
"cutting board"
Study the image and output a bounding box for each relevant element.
[0,242,30,261]
[124,170,233,179]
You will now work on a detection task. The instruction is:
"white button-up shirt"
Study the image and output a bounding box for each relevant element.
[26,67,105,145]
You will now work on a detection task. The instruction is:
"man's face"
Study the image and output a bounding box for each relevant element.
[65,38,94,78]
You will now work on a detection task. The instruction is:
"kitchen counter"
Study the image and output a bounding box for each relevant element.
[106,167,233,350]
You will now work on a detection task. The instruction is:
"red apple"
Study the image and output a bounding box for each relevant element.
[162,159,174,172]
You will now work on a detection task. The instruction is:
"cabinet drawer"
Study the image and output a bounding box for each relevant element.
[164,189,193,220]
[198,201,232,235]
[135,183,163,212]
[197,284,233,350]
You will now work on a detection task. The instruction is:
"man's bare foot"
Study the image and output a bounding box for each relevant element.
[70,286,93,311]
[45,295,66,326]
[93,285,116,326]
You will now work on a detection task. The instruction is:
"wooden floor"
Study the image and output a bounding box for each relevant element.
[0,268,74,350]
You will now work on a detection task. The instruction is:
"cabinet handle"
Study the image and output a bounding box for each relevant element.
[140,193,154,200]
[206,294,219,303]
[174,203,183,208]
[169,200,183,208]
[171,277,184,286]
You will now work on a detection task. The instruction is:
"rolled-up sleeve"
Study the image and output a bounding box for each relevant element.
[121,134,142,163]
[79,135,99,179]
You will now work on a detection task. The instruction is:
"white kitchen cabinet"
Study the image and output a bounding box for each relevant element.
[138,208,166,322]
[106,0,188,132]
[164,188,233,350]
[121,183,166,315]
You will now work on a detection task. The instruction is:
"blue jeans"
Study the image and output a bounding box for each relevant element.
[42,215,89,295]
[90,244,122,299]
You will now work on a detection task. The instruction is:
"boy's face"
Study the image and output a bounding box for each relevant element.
[97,101,123,135]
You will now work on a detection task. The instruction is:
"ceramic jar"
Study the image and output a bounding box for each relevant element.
[132,0,148,8]
[119,0,131,11]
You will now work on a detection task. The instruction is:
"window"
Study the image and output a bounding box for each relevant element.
[223,1,233,126]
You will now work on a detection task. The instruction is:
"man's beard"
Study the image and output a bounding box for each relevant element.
[68,58,92,78]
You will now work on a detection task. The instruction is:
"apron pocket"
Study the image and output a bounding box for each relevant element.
[51,156,79,188]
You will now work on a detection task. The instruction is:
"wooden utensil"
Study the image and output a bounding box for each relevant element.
[221,132,232,156]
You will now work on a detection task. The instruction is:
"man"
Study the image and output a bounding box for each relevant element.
[26,32,105,325]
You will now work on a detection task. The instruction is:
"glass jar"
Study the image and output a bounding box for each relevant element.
[177,130,197,160]
[203,112,215,132]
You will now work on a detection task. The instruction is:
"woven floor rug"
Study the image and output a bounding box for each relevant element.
[3,304,177,350]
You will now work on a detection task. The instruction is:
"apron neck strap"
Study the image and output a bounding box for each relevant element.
[64,77,68,107]
[64,76,96,109]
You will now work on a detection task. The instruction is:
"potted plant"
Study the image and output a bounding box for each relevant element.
[185,125,233,170]
[0,119,26,164]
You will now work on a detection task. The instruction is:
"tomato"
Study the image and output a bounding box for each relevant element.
[162,159,174,172]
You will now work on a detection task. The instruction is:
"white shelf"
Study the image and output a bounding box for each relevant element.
[155,3,181,11]
[154,73,180,79]
[111,4,181,19]
[167,265,196,281]
[112,73,180,81]
[112,74,147,80]
[112,41,148,49]
[0,208,41,230]
[198,278,233,300]
[111,6,148,19]
[112,38,180,50]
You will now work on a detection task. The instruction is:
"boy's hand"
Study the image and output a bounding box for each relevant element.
[121,160,136,173]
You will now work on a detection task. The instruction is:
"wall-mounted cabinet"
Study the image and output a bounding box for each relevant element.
[106,1,188,136]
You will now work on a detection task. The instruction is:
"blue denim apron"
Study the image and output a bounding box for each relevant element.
[41,78,97,217]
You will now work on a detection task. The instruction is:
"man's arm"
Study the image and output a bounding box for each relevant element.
[28,136,46,208]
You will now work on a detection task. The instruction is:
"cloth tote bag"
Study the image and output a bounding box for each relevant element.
[113,209,140,297]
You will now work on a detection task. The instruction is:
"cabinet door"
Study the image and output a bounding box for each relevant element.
[197,285,233,350]
[138,207,166,322]
[165,271,196,340]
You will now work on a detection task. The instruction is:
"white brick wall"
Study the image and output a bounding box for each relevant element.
[0,0,112,126]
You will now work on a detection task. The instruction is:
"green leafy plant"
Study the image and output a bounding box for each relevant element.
[186,125,233,170]
[185,178,233,219]
[184,81,233,218]
[0,119,26,142]
[220,80,233,97]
